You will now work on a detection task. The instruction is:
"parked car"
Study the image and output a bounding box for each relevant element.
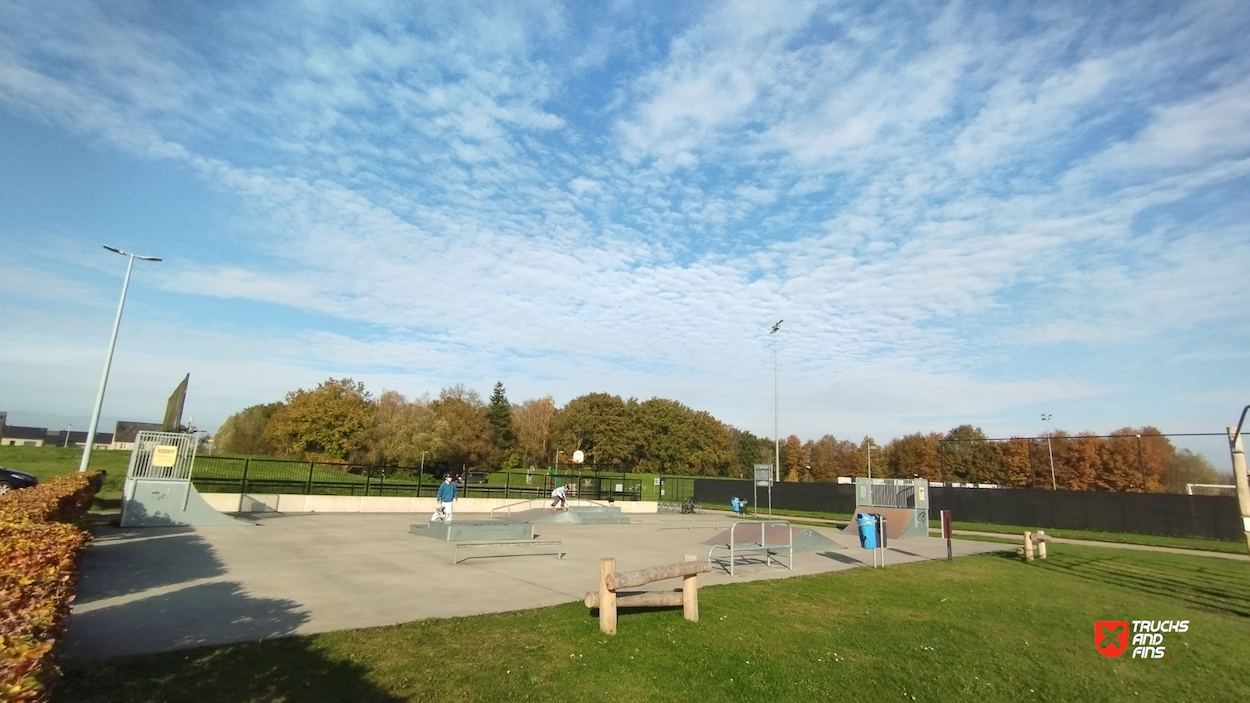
[0,466,39,495]
[459,471,489,485]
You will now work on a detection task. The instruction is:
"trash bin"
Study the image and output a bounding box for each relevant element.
[856,513,877,549]
[872,513,887,549]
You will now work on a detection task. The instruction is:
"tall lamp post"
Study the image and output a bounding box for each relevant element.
[79,246,161,472]
[770,319,783,482]
[1041,414,1056,490]
[866,442,878,481]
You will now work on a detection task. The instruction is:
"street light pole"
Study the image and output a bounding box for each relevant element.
[770,320,783,482]
[1227,406,1250,557]
[866,442,877,481]
[1041,414,1056,490]
[79,246,161,472]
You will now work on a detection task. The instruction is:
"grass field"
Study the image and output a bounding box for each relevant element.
[0,446,128,492]
[58,544,1250,703]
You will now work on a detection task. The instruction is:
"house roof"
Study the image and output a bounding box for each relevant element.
[1,425,49,440]
[113,421,164,444]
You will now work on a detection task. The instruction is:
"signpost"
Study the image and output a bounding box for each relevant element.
[941,510,953,562]
[753,463,773,517]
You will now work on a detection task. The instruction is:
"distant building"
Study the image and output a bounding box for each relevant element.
[110,421,164,451]
[0,424,49,447]
[0,413,140,449]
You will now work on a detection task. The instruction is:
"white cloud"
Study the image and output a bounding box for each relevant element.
[2,1,1249,442]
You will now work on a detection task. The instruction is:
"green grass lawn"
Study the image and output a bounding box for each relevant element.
[58,544,1250,703]
[939,521,1248,555]
[0,446,128,493]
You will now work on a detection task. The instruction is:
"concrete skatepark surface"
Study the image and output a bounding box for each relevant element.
[63,512,1007,660]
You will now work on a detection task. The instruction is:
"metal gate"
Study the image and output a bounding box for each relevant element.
[120,431,246,527]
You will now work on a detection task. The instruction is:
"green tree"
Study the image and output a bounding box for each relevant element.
[630,398,733,476]
[990,438,1033,487]
[263,378,376,461]
[487,382,514,453]
[361,390,437,467]
[941,425,995,483]
[885,432,943,482]
[215,402,283,456]
[1162,449,1220,493]
[550,392,635,467]
[512,396,556,469]
[429,385,496,470]
[726,427,767,479]
[1051,432,1100,490]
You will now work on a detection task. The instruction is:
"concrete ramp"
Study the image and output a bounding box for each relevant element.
[121,480,250,528]
[841,507,930,540]
[497,505,631,525]
[410,522,534,541]
[701,524,839,552]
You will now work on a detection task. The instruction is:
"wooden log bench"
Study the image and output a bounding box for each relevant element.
[1016,530,1050,562]
[586,555,711,635]
[453,539,564,565]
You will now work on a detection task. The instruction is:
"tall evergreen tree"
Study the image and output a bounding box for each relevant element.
[487,382,514,451]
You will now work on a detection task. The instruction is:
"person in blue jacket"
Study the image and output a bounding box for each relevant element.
[432,474,457,522]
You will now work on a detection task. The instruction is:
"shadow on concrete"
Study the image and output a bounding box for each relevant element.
[64,580,311,660]
[75,531,225,601]
[58,595,404,702]
[812,550,864,565]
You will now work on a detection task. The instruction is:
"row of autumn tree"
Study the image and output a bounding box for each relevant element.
[213,378,1222,492]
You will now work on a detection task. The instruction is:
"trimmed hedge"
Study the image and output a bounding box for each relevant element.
[0,472,102,703]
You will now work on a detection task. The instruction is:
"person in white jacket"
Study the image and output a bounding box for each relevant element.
[550,483,567,509]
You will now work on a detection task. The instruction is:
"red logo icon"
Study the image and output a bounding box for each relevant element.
[1096,621,1129,658]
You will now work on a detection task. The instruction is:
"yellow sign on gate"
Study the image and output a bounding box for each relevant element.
[152,445,178,468]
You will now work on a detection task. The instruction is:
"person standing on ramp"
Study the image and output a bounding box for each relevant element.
[433,474,457,522]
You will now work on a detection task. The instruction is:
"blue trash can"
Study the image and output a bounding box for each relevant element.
[856,513,877,549]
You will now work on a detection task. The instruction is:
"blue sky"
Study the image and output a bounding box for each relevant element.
[2,0,1248,445]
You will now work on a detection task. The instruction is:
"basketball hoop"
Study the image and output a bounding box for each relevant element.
[571,450,585,464]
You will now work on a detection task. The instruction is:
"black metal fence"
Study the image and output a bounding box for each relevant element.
[190,456,648,501]
[693,478,1243,541]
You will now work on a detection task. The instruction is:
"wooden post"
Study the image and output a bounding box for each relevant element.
[682,554,698,622]
[1037,530,1048,560]
[599,558,616,635]
[606,560,711,590]
[1023,531,1034,563]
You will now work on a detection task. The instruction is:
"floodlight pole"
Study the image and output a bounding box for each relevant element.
[1041,414,1056,490]
[79,246,161,472]
[770,320,783,483]
[1228,406,1250,557]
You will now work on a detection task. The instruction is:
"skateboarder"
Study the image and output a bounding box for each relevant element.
[550,483,567,510]
[432,474,457,522]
